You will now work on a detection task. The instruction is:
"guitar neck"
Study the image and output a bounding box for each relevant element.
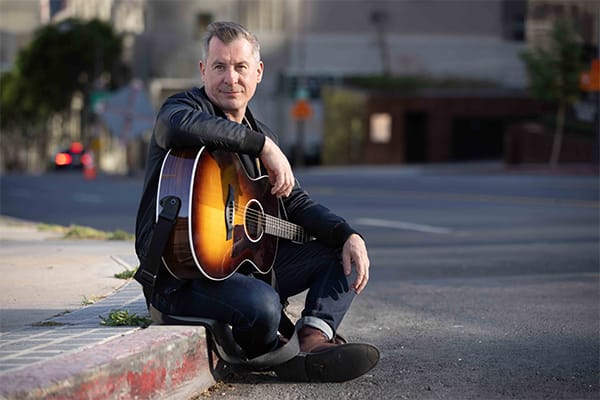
[264,215,309,243]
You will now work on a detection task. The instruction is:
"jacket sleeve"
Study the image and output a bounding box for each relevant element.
[153,90,265,157]
[283,181,360,249]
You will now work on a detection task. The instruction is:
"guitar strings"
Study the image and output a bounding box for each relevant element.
[243,211,305,240]
[229,205,307,241]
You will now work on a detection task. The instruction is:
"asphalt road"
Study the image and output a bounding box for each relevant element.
[1,171,141,233]
[1,165,599,399]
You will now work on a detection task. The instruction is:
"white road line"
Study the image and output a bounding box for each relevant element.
[355,217,453,235]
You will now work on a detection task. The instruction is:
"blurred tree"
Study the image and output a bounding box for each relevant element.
[322,87,366,165]
[17,18,126,115]
[521,18,585,166]
[1,18,128,171]
[0,69,46,170]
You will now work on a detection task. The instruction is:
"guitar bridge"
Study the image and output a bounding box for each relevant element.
[225,184,235,240]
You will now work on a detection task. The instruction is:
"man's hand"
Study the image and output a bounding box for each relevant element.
[260,137,295,198]
[342,234,370,294]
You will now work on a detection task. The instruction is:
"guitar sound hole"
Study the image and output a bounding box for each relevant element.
[244,200,265,242]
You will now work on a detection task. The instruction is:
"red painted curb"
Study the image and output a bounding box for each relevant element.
[0,326,216,400]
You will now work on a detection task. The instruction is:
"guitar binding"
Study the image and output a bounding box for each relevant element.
[244,199,266,243]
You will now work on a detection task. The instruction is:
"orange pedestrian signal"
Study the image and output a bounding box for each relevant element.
[580,59,600,92]
[292,99,313,120]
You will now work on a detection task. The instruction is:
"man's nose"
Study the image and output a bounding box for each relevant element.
[224,67,238,85]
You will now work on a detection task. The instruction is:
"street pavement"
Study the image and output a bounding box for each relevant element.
[0,163,598,399]
[0,217,133,332]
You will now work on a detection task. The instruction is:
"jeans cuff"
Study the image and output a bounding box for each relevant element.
[300,316,334,341]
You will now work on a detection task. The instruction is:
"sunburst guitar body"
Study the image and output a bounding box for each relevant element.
[156,147,308,281]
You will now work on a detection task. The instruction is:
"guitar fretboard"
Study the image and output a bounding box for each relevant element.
[264,215,310,243]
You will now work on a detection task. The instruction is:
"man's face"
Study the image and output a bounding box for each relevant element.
[200,37,263,122]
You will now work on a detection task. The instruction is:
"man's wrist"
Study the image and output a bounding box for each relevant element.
[244,130,266,157]
[332,222,361,248]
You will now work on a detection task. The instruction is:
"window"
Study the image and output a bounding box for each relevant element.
[370,113,392,144]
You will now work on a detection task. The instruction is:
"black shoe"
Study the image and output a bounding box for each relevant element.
[273,342,380,382]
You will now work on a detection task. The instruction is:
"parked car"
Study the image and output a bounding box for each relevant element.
[54,142,92,170]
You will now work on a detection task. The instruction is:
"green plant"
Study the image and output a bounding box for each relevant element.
[322,87,366,165]
[107,229,135,241]
[521,18,585,165]
[63,225,109,240]
[37,223,134,241]
[99,309,152,327]
[114,267,138,280]
[82,295,105,305]
[37,223,69,233]
[1,18,128,172]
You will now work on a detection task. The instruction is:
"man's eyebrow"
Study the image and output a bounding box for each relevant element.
[210,60,249,67]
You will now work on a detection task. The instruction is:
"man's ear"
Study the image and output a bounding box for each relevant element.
[199,61,205,79]
[257,61,264,83]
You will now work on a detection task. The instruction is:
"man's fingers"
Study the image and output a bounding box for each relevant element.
[353,265,369,294]
[270,176,290,197]
[342,234,370,294]
[269,174,281,193]
[342,250,352,276]
[270,171,294,197]
[352,256,369,293]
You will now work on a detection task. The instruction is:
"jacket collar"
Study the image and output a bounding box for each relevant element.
[198,86,259,131]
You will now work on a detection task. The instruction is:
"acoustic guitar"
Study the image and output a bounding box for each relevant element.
[157,147,309,281]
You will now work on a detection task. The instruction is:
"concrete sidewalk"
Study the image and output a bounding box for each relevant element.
[0,218,217,399]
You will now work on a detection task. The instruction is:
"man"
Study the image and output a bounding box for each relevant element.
[135,21,378,382]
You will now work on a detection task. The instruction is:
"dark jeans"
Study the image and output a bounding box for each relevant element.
[151,240,356,358]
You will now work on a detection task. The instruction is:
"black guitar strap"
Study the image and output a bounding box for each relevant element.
[134,195,181,293]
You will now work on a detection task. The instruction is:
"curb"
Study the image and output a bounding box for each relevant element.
[0,325,216,400]
[0,218,219,400]
[0,276,219,400]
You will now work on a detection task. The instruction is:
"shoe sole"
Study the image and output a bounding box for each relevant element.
[274,343,380,382]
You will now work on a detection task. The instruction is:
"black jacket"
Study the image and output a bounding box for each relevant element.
[135,87,358,269]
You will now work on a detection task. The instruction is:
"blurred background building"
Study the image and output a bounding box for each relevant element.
[0,0,598,173]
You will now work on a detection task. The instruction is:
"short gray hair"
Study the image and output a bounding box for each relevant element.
[202,21,261,62]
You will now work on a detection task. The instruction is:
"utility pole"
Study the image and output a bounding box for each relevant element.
[370,10,391,76]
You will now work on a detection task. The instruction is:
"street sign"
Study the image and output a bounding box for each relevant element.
[580,59,599,92]
[291,99,313,121]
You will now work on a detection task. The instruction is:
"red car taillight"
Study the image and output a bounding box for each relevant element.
[55,153,72,166]
[81,153,92,166]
